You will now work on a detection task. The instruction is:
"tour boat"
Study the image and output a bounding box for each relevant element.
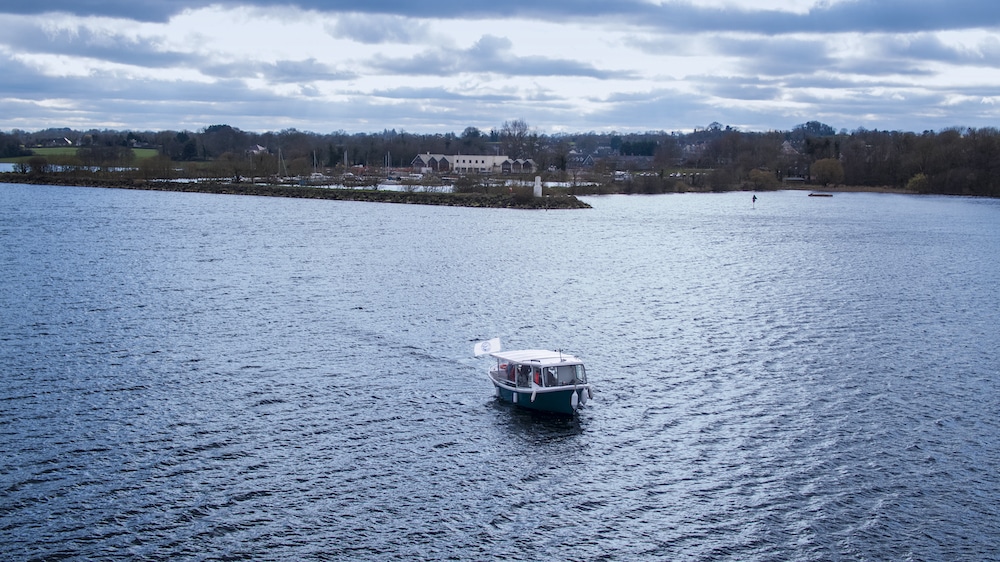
[474,339,592,415]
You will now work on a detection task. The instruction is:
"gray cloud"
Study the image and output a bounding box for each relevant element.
[873,34,1000,67]
[202,59,357,82]
[0,1,192,22]
[4,1,999,34]
[326,13,430,44]
[710,36,834,75]
[369,34,635,79]
[0,20,196,68]
[367,86,519,103]
[0,54,66,96]
[576,89,717,132]
[695,76,784,102]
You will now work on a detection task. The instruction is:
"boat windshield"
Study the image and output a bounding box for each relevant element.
[543,364,586,386]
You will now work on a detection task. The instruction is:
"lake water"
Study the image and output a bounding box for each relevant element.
[2,183,998,560]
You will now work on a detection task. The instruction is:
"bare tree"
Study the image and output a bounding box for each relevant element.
[499,119,535,159]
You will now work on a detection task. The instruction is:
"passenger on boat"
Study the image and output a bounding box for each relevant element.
[517,365,531,387]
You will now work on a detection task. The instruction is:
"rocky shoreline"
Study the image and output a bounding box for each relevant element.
[1,175,592,209]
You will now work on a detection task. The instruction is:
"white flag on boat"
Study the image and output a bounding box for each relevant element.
[474,337,501,357]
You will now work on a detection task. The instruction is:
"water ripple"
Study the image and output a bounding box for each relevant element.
[1,186,999,559]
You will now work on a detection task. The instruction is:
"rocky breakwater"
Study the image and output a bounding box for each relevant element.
[3,175,592,209]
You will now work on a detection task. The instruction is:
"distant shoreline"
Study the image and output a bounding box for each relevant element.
[784,184,920,195]
[3,173,960,204]
[0,175,592,209]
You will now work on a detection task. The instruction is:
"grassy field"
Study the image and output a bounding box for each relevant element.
[0,147,159,163]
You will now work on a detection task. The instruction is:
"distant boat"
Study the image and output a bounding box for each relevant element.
[474,339,592,415]
[809,192,833,197]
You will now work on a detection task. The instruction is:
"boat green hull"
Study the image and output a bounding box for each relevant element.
[494,384,588,415]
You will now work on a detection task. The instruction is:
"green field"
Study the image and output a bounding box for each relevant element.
[1,147,159,163]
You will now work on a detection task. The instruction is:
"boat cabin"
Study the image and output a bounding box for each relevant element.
[498,360,587,389]
[489,349,588,393]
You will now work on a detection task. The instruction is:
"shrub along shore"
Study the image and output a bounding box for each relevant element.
[2,174,592,209]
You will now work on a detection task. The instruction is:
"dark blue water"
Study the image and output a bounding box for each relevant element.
[2,183,999,560]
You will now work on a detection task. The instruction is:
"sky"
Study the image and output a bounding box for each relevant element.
[2,0,1000,135]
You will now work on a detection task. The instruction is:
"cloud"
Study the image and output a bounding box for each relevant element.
[874,34,1000,66]
[368,34,635,79]
[577,88,717,132]
[0,52,64,96]
[695,75,784,102]
[710,36,834,75]
[4,0,1000,34]
[0,19,195,68]
[202,59,357,82]
[0,1,190,22]
[325,13,430,44]
[368,86,519,103]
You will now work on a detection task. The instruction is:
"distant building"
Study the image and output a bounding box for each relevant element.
[41,137,74,147]
[410,153,535,174]
[566,146,655,171]
[682,142,707,161]
[566,150,595,169]
[410,153,452,173]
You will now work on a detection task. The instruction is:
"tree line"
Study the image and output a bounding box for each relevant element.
[3,120,999,197]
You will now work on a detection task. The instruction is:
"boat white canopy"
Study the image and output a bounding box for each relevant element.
[489,349,583,367]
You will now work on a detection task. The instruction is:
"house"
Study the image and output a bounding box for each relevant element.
[411,153,452,173]
[42,137,74,147]
[501,158,536,174]
[566,150,595,169]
